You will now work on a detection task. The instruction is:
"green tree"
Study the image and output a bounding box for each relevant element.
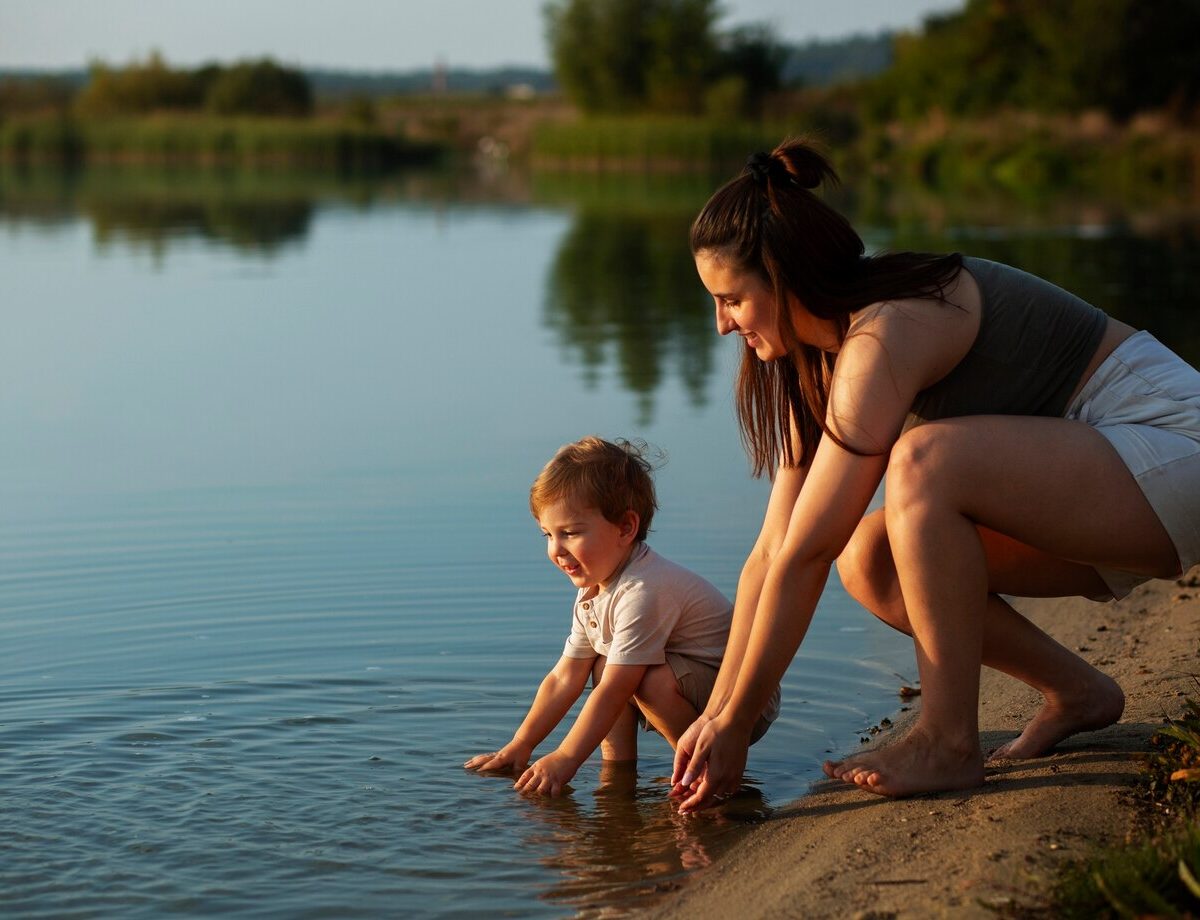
[545,0,654,112]
[644,0,720,113]
[76,52,211,116]
[204,59,313,117]
[876,0,1200,121]
[544,0,779,115]
[713,25,787,116]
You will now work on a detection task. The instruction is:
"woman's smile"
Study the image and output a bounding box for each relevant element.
[693,250,787,361]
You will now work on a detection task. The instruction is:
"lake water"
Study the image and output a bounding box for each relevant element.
[2,166,1198,917]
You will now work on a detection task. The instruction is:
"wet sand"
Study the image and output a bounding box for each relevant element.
[654,570,1200,918]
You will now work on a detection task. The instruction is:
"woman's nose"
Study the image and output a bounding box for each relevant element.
[715,303,735,336]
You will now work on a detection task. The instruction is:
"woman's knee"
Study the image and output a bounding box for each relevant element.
[886,424,964,514]
[837,511,893,604]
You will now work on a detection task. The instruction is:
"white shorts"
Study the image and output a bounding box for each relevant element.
[1064,331,1200,599]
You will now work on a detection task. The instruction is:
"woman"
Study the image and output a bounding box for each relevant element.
[670,139,1200,813]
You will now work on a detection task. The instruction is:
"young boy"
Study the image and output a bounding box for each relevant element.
[464,436,778,796]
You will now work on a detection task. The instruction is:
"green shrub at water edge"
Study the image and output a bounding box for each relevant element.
[532,117,789,170]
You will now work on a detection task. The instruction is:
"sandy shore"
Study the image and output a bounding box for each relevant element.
[654,570,1200,919]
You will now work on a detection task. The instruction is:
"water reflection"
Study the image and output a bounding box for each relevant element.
[521,762,767,916]
[543,208,715,424]
[4,165,1199,410]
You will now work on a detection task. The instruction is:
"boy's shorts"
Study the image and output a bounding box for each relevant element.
[1064,331,1200,599]
[636,652,779,745]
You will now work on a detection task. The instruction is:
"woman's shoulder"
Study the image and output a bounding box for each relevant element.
[849,264,981,339]
[841,268,982,389]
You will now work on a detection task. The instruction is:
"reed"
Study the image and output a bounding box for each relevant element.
[531,116,789,172]
[0,114,441,170]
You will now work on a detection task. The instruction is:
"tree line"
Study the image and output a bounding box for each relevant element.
[69,54,313,118]
[544,0,1200,122]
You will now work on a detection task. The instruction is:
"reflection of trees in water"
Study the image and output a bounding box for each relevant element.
[518,761,766,914]
[0,168,319,257]
[89,196,313,256]
[544,209,715,424]
[0,165,542,260]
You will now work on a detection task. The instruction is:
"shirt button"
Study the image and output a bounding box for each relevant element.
[582,601,591,610]
[589,621,598,629]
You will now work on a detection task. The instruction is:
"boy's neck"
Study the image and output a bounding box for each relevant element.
[585,541,643,600]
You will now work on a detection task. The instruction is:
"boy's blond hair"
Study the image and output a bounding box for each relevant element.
[530,436,659,541]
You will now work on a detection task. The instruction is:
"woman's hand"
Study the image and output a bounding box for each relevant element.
[514,750,581,797]
[669,714,752,814]
[463,740,532,776]
[669,712,712,796]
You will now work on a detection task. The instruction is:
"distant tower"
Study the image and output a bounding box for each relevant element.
[432,57,447,94]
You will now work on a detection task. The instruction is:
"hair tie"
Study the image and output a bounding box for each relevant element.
[746,151,773,187]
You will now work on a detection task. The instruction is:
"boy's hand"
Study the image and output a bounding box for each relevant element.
[463,741,531,775]
[514,750,580,797]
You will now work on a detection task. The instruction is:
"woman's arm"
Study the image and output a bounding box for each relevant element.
[669,462,806,790]
[675,296,973,811]
[673,444,889,810]
[703,461,808,717]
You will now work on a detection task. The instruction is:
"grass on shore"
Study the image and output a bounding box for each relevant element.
[0,114,441,170]
[531,116,788,172]
[1049,690,1200,918]
[528,109,1199,201]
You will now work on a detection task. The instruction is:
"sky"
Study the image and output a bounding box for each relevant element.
[0,0,963,72]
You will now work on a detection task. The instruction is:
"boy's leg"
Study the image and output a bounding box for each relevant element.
[634,662,700,748]
[592,657,638,761]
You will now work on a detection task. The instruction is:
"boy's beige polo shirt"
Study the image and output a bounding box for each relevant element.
[562,544,731,669]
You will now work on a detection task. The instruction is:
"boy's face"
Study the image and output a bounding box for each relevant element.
[537,501,638,592]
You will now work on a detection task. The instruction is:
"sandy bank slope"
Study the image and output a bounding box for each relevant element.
[654,572,1200,919]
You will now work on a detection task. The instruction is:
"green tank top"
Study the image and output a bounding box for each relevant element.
[904,257,1107,430]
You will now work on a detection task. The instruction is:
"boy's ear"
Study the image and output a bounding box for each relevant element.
[619,510,640,543]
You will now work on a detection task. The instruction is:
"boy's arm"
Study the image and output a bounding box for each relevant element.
[514,663,646,796]
[464,654,593,774]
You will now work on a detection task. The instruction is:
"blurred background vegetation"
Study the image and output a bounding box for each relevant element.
[0,0,1196,194]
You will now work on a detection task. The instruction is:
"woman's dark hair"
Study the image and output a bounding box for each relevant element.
[690,138,962,476]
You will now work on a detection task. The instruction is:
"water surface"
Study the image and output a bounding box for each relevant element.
[3,166,1197,916]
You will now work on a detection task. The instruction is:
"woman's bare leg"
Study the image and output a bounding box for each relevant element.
[827,416,1177,797]
[836,510,1125,759]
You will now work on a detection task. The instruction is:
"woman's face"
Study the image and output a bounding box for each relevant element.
[694,250,787,361]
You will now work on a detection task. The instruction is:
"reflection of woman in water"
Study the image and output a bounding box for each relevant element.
[670,138,1200,812]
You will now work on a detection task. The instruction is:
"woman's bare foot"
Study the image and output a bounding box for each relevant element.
[822,726,985,798]
[989,672,1125,761]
